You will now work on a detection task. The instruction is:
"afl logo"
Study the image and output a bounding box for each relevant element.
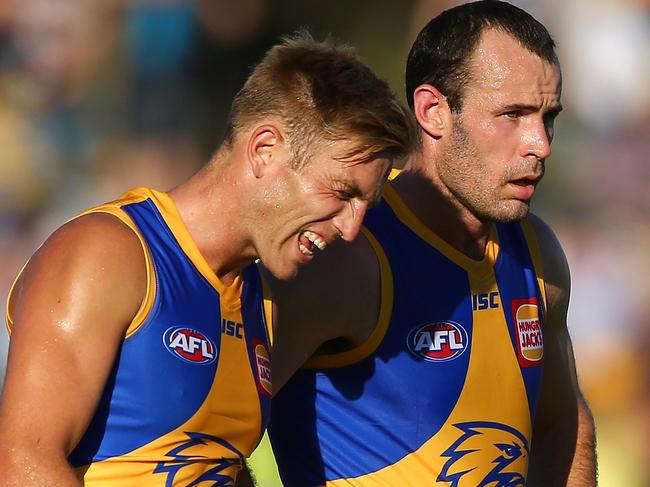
[407,321,468,362]
[163,326,218,365]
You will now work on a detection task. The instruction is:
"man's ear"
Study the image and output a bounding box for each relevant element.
[248,124,286,178]
[412,84,452,139]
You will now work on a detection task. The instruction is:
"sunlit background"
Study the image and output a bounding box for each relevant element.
[0,1,648,485]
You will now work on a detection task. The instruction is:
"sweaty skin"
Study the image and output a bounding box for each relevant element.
[265,29,595,486]
[0,125,392,487]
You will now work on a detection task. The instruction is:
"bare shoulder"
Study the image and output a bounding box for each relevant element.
[9,211,147,334]
[526,213,570,311]
[0,212,148,465]
[264,231,379,343]
[261,231,381,392]
[525,219,597,483]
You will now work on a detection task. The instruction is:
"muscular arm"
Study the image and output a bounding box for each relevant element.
[0,214,146,486]
[244,235,379,486]
[526,215,597,486]
[261,232,381,394]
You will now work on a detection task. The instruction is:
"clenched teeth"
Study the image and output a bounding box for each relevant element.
[303,231,327,251]
[299,242,313,256]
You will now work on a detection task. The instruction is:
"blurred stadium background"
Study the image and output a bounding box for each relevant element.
[0,1,648,485]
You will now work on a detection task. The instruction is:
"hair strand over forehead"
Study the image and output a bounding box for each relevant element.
[225,30,417,168]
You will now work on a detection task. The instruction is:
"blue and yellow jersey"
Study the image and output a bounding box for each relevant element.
[6,188,273,486]
[269,184,546,486]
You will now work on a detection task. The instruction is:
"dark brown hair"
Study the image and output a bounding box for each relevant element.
[406,0,557,113]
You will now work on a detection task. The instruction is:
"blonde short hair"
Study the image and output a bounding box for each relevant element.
[225,32,417,167]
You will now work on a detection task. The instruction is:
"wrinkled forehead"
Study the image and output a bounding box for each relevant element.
[300,137,391,171]
[345,157,393,203]
[309,136,376,165]
[466,29,562,106]
[323,150,392,200]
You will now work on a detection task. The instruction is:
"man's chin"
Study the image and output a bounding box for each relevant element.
[264,263,300,281]
[489,200,531,223]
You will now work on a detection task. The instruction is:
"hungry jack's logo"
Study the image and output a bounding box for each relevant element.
[254,340,272,396]
[511,298,543,367]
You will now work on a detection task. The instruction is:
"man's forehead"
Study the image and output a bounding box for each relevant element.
[466,30,561,106]
[340,156,391,178]
[338,158,391,195]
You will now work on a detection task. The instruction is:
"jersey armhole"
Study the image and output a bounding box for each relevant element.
[5,262,28,335]
[520,219,548,316]
[260,274,274,347]
[304,227,393,369]
[6,202,156,339]
[76,205,157,338]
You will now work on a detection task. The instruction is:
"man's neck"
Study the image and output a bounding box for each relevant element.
[391,169,493,261]
[168,161,256,284]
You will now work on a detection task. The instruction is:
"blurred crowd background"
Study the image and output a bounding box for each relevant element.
[0,0,648,485]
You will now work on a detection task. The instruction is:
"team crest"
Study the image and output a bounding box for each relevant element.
[439,421,529,486]
[154,432,242,486]
[511,298,543,367]
[163,326,218,365]
[406,321,468,362]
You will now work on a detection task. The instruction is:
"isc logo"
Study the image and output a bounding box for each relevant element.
[221,318,243,339]
[472,291,500,311]
[407,321,468,362]
[163,326,218,365]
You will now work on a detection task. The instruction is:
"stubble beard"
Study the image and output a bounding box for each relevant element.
[441,120,532,225]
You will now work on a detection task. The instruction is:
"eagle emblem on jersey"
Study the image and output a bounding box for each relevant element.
[438,421,529,486]
[154,432,243,486]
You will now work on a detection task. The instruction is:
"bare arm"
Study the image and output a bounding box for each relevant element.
[246,235,379,485]
[0,214,146,486]
[261,232,381,394]
[526,215,597,486]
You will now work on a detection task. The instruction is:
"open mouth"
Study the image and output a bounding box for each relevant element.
[508,177,538,200]
[510,179,535,188]
[511,172,541,185]
[298,231,327,256]
[512,177,537,185]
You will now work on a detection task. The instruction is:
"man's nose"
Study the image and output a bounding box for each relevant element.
[333,199,368,242]
[522,120,552,160]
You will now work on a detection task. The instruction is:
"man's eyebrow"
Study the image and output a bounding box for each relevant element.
[334,179,363,197]
[334,179,385,207]
[500,102,564,116]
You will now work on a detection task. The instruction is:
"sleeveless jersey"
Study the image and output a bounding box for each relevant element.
[6,188,273,486]
[269,184,546,486]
